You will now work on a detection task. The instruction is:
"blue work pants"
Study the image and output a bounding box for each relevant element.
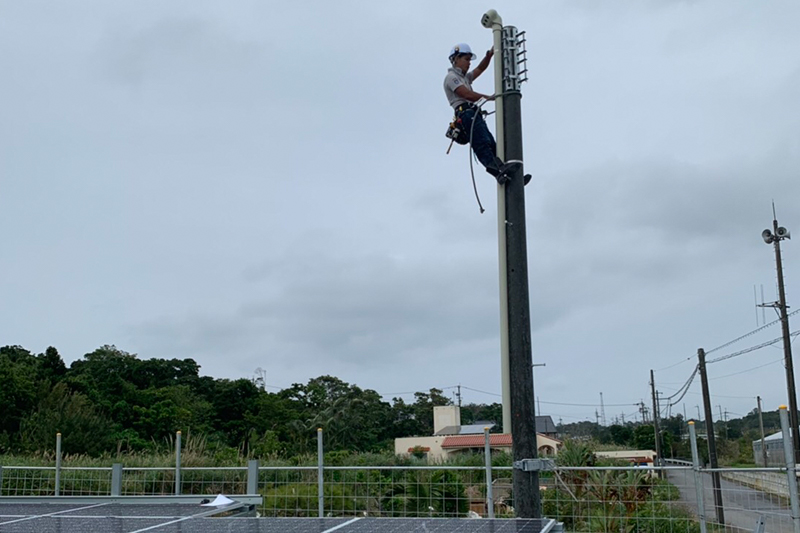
[458,108,498,174]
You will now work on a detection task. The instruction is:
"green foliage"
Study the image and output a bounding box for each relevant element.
[20,382,114,455]
[0,346,38,451]
[557,440,596,467]
[380,469,468,517]
[609,425,634,446]
[634,424,656,450]
[410,446,427,460]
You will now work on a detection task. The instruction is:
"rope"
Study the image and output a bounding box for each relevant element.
[462,92,516,214]
[468,112,485,214]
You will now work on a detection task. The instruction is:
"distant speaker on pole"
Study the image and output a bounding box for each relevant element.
[777,227,791,240]
[763,229,775,244]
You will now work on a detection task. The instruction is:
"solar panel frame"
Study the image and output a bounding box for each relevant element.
[0,499,557,533]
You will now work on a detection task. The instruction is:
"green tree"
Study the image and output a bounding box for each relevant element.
[411,389,450,436]
[634,424,656,450]
[0,346,38,451]
[20,383,114,455]
[609,424,634,446]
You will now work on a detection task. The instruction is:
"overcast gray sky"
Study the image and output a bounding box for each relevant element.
[2,1,799,426]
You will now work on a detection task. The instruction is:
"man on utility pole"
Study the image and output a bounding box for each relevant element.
[443,43,530,185]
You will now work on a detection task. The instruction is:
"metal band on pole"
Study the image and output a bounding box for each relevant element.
[779,406,800,533]
[688,422,708,533]
[484,427,494,518]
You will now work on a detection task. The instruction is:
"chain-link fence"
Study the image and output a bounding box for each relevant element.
[2,462,799,530]
[3,413,800,531]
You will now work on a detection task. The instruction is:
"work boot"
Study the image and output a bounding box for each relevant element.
[493,161,522,185]
[485,163,506,183]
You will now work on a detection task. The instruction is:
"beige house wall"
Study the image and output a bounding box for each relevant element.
[394,436,449,461]
[536,434,561,456]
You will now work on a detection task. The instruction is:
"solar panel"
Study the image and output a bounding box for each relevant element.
[0,500,556,533]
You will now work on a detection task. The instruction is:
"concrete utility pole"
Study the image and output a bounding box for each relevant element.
[761,211,799,463]
[482,9,539,518]
[698,348,725,525]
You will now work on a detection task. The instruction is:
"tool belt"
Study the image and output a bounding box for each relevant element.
[445,119,468,145]
[445,106,471,146]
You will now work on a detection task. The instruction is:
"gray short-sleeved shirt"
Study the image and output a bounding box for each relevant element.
[443,66,475,109]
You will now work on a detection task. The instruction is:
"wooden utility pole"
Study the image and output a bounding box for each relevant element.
[758,396,768,466]
[650,370,662,467]
[698,348,725,525]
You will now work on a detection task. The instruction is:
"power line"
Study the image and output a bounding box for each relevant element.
[460,386,638,407]
[654,356,694,372]
[664,365,699,407]
[706,308,800,355]
[709,358,784,381]
[654,308,800,372]
[707,330,800,364]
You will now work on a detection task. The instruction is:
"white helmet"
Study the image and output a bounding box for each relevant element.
[449,43,477,61]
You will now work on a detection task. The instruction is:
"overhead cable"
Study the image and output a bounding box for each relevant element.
[710,358,784,380]
[706,309,800,355]
[707,330,800,364]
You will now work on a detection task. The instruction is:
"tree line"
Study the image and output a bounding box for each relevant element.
[558,408,781,465]
[0,345,501,457]
[1,344,775,463]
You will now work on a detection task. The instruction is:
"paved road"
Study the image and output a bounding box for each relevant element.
[666,467,795,533]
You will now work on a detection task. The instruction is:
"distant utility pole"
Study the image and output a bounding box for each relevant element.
[757,396,768,466]
[482,9,538,519]
[761,209,799,464]
[650,370,663,467]
[639,401,649,423]
[718,406,728,440]
[600,392,606,427]
[698,348,725,525]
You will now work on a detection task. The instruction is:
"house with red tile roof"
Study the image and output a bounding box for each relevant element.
[394,406,562,460]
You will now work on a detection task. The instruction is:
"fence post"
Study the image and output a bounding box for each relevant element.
[0,466,4,496]
[688,422,708,533]
[55,432,62,496]
[779,405,800,533]
[484,427,495,518]
[247,459,259,495]
[317,428,324,518]
[111,463,123,496]
[175,430,182,496]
